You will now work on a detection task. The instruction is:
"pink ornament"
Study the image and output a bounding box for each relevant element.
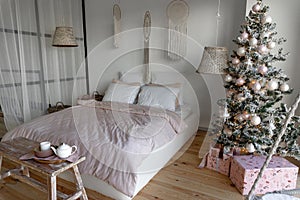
[226,90,234,97]
[258,45,268,54]
[225,74,233,82]
[236,114,244,122]
[232,57,240,65]
[252,4,261,12]
[262,15,272,24]
[249,38,258,47]
[241,32,249,40]
[252,82,261,92]
[258,65,268,75]
[237,95,246,102]
[237,47,246,56]
[236,78,245,86]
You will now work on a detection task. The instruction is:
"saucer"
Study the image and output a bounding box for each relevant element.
[34,147,53,158]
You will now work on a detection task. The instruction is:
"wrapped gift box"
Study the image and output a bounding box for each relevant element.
[230,155,298,195]
[206,147,232,176]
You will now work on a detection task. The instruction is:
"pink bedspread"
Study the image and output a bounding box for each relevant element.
[2,101,185,197]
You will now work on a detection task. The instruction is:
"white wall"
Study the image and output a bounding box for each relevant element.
[247,0,300,114]
[85,0,246,128]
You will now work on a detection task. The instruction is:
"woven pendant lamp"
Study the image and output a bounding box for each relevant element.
[197,46,228,74]
[52,26,78,47]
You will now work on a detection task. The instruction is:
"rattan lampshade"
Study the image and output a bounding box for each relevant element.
[197,46,228,74]
[52,27,78,47]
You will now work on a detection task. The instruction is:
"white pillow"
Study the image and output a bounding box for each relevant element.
[102,80,141,104]
[151,71,185,105]
[137,85,180,111]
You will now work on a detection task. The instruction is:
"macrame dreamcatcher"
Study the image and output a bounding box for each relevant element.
[113,4,121,48]
[167,0,189,60]
[143,11,151,84]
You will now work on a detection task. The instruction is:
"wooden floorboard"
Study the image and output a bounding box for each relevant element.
[0,130,299,200]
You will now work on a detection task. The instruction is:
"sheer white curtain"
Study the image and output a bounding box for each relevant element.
[0,0,86,131]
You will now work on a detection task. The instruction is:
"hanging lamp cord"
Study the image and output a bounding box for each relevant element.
[216,0,221,46]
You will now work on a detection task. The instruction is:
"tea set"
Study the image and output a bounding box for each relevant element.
[35,141,77,159]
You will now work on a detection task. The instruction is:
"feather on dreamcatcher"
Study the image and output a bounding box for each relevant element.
[113,4,121,48]
[167,0,189,60]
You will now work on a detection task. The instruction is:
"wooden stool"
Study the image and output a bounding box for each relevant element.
[0,137,88,200]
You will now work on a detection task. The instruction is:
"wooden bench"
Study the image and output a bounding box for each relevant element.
[0,137,88,200]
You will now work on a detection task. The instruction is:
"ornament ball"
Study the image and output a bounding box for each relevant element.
[225,74,233,82]
[267,80,279,91]
[237,47,246,56]
[262,15,272,24]
[258,65,268,75]
[236,114,244,122]
[241,32,249,40]
[252,82,262,92]
[251,115,261,126]
[237,93,246,101]
[258,45,268,54]
[246,143,256,153]
[236,78,246,86]
[280,83,290,92]
[226,90,234,97]
[252,4,261,12]
[267,41,276,49]
[249,38,258,46]
[232,57,240,65]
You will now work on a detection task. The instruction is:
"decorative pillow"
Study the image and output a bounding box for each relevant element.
[151,71,185,105]
[102,80,141,104]
[137,84,180,111]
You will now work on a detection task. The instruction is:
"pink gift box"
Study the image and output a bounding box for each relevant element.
[230,155,298,195]
[206,148,231,176]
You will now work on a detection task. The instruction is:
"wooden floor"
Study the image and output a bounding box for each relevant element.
[0,131,299,200]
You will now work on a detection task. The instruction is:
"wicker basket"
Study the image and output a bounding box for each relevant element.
[92,91,103,101]
[47,102,71,114]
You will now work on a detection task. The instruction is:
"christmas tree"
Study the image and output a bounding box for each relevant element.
[216,0,300,158]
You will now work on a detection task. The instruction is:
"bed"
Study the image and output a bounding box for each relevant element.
[2,70,199,200]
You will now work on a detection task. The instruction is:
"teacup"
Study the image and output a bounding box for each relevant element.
[40,141,51,151]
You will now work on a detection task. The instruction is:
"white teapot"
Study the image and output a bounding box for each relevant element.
[51,143,77,159]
